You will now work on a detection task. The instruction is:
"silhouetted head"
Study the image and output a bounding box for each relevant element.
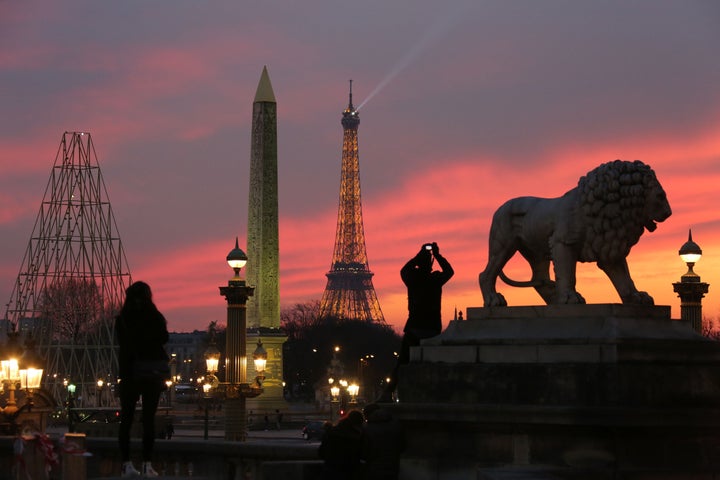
[124,281,153,306]
[343,409,365,428]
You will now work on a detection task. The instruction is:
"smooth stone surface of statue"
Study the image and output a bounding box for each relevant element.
[479,160,671,307]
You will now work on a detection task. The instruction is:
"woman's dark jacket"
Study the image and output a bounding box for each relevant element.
[115,302,169,382]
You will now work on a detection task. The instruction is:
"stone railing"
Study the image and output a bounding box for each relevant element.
[0,433,323,480]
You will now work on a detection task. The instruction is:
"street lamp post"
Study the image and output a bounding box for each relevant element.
[164,380,173,408]
[218,237,262,441]
[327,379,360,423]
[1,332,45,433]
[96,379,104,407]
[203,336,221,441]
[330,383,340,423]
[673,229,709,333]
[202,383,212,440]
[169,354,177,408]
[67,383,76,433]
[252,340,267,387]
[347,383,360,406]
[204,339,220,382]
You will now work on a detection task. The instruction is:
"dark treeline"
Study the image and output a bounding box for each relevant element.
[202,300,402,403]
[282,300,402,402]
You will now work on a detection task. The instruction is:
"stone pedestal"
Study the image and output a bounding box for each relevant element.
[247,330,288,415]
[393,305,720,479]
[62,433,87,479]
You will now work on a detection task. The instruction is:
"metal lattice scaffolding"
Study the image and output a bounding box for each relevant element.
[318,82,385,323]
[4,131,131,406]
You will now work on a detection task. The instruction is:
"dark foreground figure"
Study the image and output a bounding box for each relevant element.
[361,403,406,480]
[381,242,453,401]
[116,281,170,478]
[319,410,365,480]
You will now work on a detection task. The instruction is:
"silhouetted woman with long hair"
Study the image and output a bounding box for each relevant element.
[116,281,169,478]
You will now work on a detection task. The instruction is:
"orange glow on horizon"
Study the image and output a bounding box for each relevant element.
[140,152,720,333]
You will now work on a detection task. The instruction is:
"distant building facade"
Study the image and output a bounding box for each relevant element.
[166,331,207,384]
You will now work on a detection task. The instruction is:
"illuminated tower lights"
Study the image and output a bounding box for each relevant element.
[319,81,385,323]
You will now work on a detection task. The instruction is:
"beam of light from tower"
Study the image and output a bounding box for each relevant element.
[356,7,465,111]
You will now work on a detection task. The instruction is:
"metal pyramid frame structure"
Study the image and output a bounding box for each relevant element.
[4,131,131,406]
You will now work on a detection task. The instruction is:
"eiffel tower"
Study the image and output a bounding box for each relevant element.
[4,132,131,405]
[318,82,385,323]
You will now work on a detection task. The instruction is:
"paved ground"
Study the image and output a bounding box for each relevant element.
[83,429,319,479]
[166,427,317,442]
[48,425,319,443]
[91,477,210,480]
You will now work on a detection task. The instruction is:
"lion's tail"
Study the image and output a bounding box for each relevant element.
[499,271,544,288]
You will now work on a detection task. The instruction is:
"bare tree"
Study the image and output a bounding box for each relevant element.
[40,277,105,343]
[35,276,121,406]
[281,300,322,339]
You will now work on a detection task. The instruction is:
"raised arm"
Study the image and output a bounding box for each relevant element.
[432,242,454,284]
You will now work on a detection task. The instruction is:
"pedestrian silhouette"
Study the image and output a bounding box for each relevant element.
[276,409,283,430]
[361,403,406,480]
[319,410,365,480]
[116,281,170,478]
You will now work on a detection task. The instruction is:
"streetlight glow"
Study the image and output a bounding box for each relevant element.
[679,229,702,267]
[253,340,267,374]
[226,237,248,278]
[673,229,709,333]
[205,342,220,375]
[348,383,359,399]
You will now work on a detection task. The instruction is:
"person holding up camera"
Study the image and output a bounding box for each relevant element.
[380,242,454,402]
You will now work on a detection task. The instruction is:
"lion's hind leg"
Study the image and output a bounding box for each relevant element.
[480,240,517,307]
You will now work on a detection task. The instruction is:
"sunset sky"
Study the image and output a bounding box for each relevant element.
[1,1,719,333]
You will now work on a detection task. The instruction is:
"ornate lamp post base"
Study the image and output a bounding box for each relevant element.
[217,239,264,441]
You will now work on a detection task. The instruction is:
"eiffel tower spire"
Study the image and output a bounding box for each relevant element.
[3,132,131,405]
[318,82,385,323]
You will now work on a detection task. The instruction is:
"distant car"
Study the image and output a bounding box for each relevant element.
[302,421,328,441]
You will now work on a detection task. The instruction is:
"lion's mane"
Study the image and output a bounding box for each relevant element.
[577,160,660,264]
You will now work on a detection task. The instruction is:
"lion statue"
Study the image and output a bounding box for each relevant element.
[479,160,672,307]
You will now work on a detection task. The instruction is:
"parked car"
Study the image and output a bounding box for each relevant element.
[302,421,329,441]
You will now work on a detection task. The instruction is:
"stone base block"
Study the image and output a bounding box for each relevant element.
[392,305,720,478]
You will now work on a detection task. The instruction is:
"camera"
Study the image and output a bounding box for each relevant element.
[424,244,433,251]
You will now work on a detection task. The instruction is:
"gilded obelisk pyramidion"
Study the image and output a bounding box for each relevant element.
[245,66,286,410]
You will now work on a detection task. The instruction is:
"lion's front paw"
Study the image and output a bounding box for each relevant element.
[556,291,586,304]
[484,292,507,307]
[623,291,655,305]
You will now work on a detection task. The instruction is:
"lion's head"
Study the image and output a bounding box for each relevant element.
[577,160,671,263]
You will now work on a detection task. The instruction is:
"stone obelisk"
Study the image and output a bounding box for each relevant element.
[245,66,286,411]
